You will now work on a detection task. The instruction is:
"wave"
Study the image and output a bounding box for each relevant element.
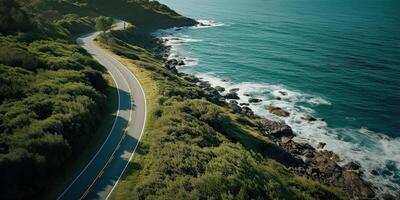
[155,21,400,195]
[194,73,400,196]
[192,19,225,29]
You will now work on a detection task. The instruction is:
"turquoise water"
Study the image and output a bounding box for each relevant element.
[158,0,400,195]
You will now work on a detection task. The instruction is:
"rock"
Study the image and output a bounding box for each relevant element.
[224,91,240,99]
[281,136,291,144]
[268,106,290,117]
[371,169,379,176]
[229,88,240,93]
[198,81,211,88]
[319,150,341,163]
[279,91,288,96]
[177,60,185,65]
[301,115,317,122]
[255,119,293,138]
[343,161,361,171]
[166,58,178,66]
[229,100,239,105]
[214,86,225,92]
[221,79,228,82]
[342,169,375,199]
[228,100,242,113]
[182,74,200,83]
[317,142,326,149]
[274,97,282,100]
[243,93,252,97]
[240,103,250,106]
[240,106,254,117]
[248,98,262,103]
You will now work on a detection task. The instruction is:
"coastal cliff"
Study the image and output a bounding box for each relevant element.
[95,11,380,200]
[0,0,388,199]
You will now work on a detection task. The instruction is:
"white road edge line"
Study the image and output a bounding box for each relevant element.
[78,47,134,199]
[57,35,122,199]
[105,53,148,200]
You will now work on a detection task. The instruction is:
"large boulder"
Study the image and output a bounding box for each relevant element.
[214,86,225,92]
[301,115,317,122]
[198,81,211,88]
[268,106,290,117]
[224,91,239,99]
[249,98,262,103]
[182,74,200,83]
[229,88,240,93]
[240,106,254,118]
[255,119,293,138]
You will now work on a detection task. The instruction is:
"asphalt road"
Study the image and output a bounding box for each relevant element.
[57,21,146,200]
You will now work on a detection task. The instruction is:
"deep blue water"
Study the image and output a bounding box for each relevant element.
[158,0,400,195]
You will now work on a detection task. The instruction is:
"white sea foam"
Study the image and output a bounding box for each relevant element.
[156,22,400,196]
[194,73,400,196]
[192,19,225,29]
[157,35,201,67]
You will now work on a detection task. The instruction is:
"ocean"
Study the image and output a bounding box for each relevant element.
[157,0,400,195]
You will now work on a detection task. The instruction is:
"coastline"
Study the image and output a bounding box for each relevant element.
[150,23,390,199]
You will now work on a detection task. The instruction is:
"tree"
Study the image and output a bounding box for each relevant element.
[95,16,113,32]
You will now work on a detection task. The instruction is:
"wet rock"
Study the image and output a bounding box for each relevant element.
[268,106,290,117]
[177,60,185,65]
[240,103,250,106]
[244,93,252,97]
[255,119,293,138]
[301,115,317,122]
[249,98,262,103]
[214,86,225,92]
[240,106,254,117]
[166,58,179,66]
[279,91,288,96]
[343,161,361,171]
[319,150,341,163]
[198,81,211,88]
[371,169,379,176]
[182,74,200,83]
[317,142,326,149]
[229,88,240,93]
[274,96,282,100]
[228,100,242,113]
[224,91,240,99]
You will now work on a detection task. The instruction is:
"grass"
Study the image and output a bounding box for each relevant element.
[43,73,119,200]
[94,32,347,200]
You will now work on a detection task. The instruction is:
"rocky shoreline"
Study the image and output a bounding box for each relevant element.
[150,34,398,200]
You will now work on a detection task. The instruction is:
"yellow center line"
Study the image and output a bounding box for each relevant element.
[79,42,135,200]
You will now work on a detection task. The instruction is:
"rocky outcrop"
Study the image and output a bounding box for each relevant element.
[157,32,376,200]
[255,118,293,138]
[278,139,375,199]
[214,86,225,92]
[268,106,290,117]
[301,115,317,122]
[224,91,239,99]
[249,98,262,103]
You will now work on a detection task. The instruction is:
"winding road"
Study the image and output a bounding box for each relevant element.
[57,21,146,200]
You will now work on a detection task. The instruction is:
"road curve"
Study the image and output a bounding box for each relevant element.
[57,21,146,200]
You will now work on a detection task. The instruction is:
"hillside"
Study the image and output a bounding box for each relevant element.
[0,0,194,199]
[0,0,365,199]
[94,26,348,200]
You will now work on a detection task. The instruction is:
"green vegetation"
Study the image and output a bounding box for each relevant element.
[96,28,347,200]
[95,16,113,32]
[0,0,195,199]
[1,0,350,199]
